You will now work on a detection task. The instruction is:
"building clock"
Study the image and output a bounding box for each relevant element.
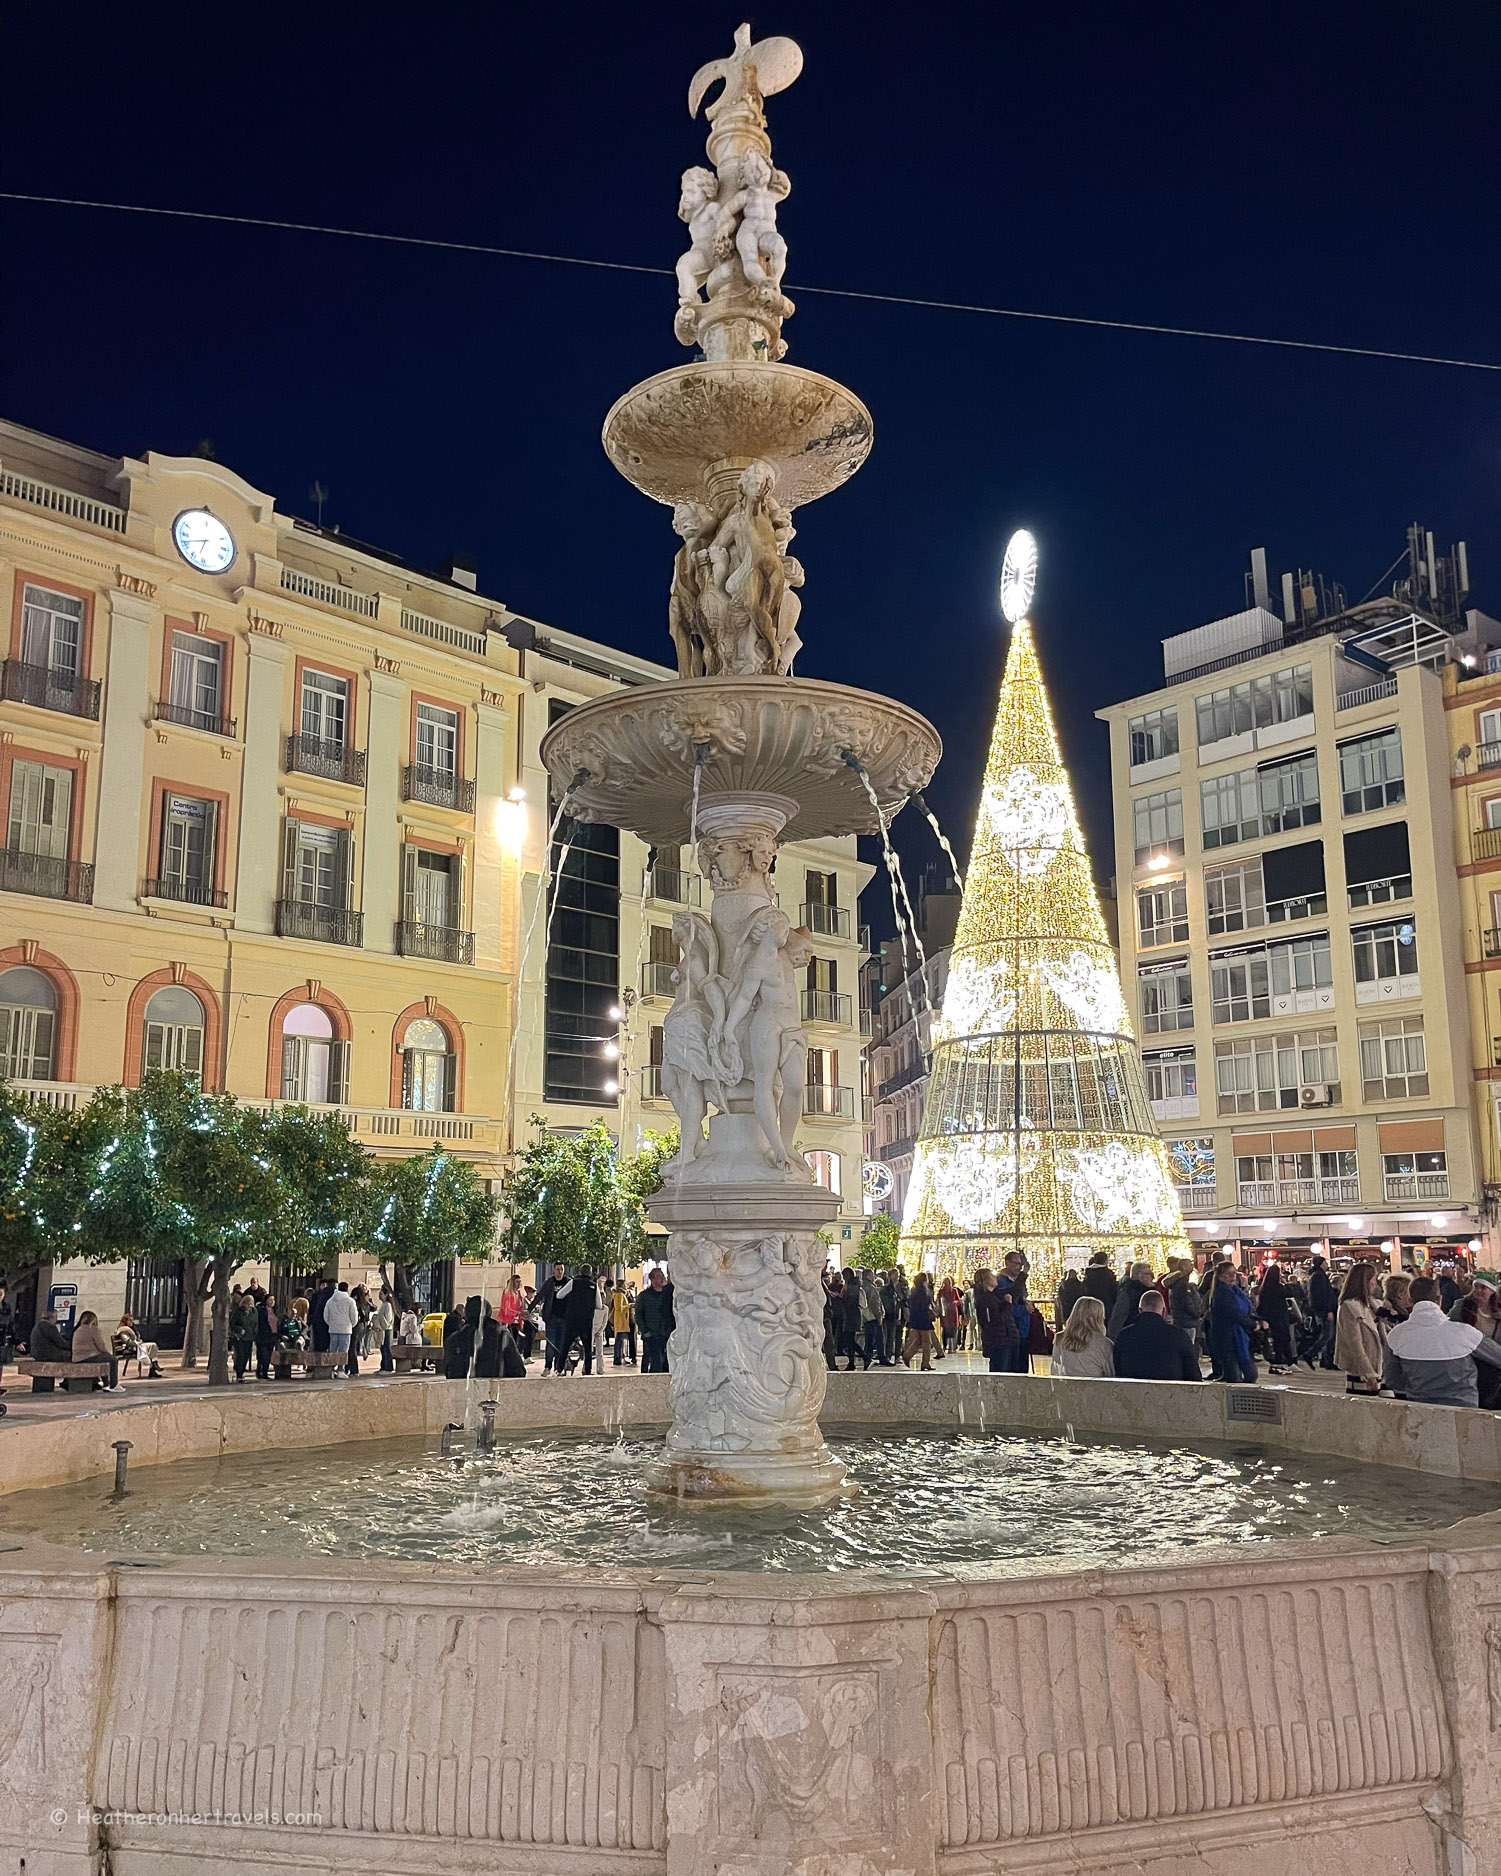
[172,508,236,573]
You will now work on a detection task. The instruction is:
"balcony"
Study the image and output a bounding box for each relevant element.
[1479,742,1501,773]
[1237,1177,1361,1209]
[1383,1172,1450,1202]
[1335,677,1399,710]
[1175,1185,1218,1213]
[879,1134,917,1162]
[142,874,227,910]
[641,960,678,999]
[401,765,476,814]
[275,899,364,947]
[640,1065,667,1101]
[1150,1095,1200,1122]
[1,659,101,720]
[801,988,853,1027]
[1474,826,1501,862]
[801,902,851,939]
[859,1006,872,1037]
[1485,929,1501,960]
[879,1056,927,1097]
[643,866,699,905]
[155,698,236,739]
[286,731,367,788]
[1,847,94,903]
[396,921,475,965]
[803,1083,855,1120]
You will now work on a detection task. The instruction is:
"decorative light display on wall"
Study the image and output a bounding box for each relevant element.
[902,543,1189,1285]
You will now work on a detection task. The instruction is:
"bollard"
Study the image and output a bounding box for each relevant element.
[111,1440,133,1496]
[478,1399,498,1453]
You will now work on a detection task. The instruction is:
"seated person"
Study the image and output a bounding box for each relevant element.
[70,1311,122,1391]
[1382,1278,1501,1407]
[112,1313,163,1379]
[27,1308,72,1391]
[1111,1291,1203,1382]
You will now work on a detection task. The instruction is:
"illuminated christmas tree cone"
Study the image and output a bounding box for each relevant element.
[902,614,1189,1290]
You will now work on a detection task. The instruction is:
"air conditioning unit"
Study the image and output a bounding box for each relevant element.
[1299,1083,1334,1107]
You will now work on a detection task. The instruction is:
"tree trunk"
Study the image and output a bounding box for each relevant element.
[181,1256,212,1367]
[207,1254,231,1387]
[382,1260,416,1315]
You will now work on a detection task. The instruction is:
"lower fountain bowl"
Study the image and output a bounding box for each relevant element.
[642,1441,847,1507]
[539,673,941,845]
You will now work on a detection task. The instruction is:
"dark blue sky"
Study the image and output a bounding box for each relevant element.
[4,1,1499,925]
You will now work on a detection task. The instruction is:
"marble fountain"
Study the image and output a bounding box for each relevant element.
[3,26,1501,1876]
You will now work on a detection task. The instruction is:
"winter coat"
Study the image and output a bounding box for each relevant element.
[1165,1273,1205,1334]
[1207,1280,1254,1369]
[229,1300,258,1343]
[563,1279,596,1331]
[1106,1278,1150,1341]
[1113,1314,1201,1381]
[1055,1274,1087,1328]
[70,1321,113,1364]
[1334,1299,1382,1383]
[1082,1262,1119,1314]
[1382,1301,1501,1407]
[995,1272,1030,1343]
[975,1286,1019,1354]
[1308,1265,1337,1315]
[30,1319,71,1362]
[906,1286,935,1333]
[636,1284,675,1340]
[1051,1332,1114,1378]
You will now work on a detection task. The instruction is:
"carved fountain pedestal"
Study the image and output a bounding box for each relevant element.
[539,23,941,1505]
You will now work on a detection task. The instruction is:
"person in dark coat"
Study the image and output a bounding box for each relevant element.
[837,1267,864,1371]
[1164,1259,1206,1348]
[310,1278,336,1353]
[1255,1264,1295,1372]
[636,1267,674,1373]
[992,1252,1031,1372]
[1307,1255,1338,1369]
[1055,1268,1086,1331]
[253,1291,278,1380]
[444,1297,525,1379]
[1111,1293,1202,1381]
[1207,1267,1257,1383]
[555,1265,598,1374]
[1106,1264,1153,1340]
[27,1308,71,1391]
[1081,1252,1118,1316]
[0,1279,14,1396]
[974,1267,1019,1372]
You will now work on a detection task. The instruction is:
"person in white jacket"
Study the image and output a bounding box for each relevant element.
[322,1282,360,1366]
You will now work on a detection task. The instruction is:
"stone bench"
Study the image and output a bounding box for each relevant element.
[15,1357,114,1394]
[391,1345,441,1373]
[269,1348,347,1381]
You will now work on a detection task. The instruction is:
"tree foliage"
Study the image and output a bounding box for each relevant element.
[505,1117,673,1274]
[850,1211,902,1272]
[368,1145,498,1310]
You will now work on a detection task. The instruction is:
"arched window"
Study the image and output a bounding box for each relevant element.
[280,1001,349,1105]
[0,966,58,1080]
[807,1150,841,1196]
[143,985,205,1082]
[401,1016,454,1112]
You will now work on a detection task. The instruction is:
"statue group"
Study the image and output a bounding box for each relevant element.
[668,463,805,678]
[662,888,815,1177]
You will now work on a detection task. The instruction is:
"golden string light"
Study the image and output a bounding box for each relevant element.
[902,615,1189,1286]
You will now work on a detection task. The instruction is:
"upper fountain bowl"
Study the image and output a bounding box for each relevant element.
[602,360,872,509]
[540,674,941,846]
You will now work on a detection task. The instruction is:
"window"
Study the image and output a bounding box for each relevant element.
[154,794,218,904]
[1346,820,1412,907]
[416,702,459,778]
[1269,932,1333,1009]
[401,1016,455,1112]
[300,669,348,747]
[278,819,359,944]
[1195,664,1312,747]
[1205,860,1265,935]
[1257,751,1320,834]
[1339,728,1404,815]
[1262,839,1326,922]
[1209,945,1270,1024]
[7,759,72,859]
[168,631,225,732]
[1199,768,1261,851]
[1132,788,1183,863]
[1359,1017,1428,1100]
[1352,918,1420,998]
[1382,1151,1447,1200]
[807,1150,842,1195]
[1139,959,1193,1033]
[1214,1029,1338,1114]
[1136,878,1188,947]
[544,700,620,1103]
[405,847,458,929]
[1128,708,1178,766]
[1481,709,1501,763]
[0,965,57,1080]
[280,1002,349,1105]
[1237,1147,1356,1197]
[1142,1048,1196,1109]
[19,583,82,679]
[143,985,205,1081]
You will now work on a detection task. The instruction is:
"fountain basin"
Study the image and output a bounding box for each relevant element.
[539,673,941,844]
[3,1379,1498,1876]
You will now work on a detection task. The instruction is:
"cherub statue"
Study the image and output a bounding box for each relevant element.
[716,149,791,299]
[661,909,730,1166]
[719,908,815,1171]
[674,167,721,345]
[667,500,713,676]
[769,496,803,674]
[706,460,785,673]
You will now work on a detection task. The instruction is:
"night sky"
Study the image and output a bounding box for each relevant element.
[4,2,1499,933]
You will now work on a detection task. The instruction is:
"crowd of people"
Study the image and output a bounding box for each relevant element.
[4,1251,1497,1412]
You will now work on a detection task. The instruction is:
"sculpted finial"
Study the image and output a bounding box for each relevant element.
[688,24,803,130]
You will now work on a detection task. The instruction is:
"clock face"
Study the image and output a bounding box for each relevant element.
[999,528,1039,624]
[173,508,236,573]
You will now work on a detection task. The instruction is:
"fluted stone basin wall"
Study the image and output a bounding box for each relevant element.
[2,1376,1498,1876]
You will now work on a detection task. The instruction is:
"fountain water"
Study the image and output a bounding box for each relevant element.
[540,26,939,1503]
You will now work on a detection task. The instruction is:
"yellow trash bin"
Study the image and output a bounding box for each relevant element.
[422,1311,448,1346]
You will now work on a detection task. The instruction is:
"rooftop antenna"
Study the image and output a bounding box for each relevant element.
[310,481,330,527]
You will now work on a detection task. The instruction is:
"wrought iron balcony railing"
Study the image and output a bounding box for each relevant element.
[275,899,364,946]
[286,731,367,787]
[396,921,475,965]
[142,874,228,909]
[0,847,93,902]
[401,764,475,813]
[155,698,236,738]
[1,658,101,719]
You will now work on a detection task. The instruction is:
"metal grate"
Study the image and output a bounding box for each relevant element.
[1224,1387,1283,1424]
